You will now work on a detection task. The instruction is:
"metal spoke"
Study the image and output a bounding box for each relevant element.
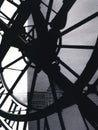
[37,119,40,130]
[0,11,11,21]
[49,77,66,130]
[41,1,57,14]
[25,26,35,39]
[57,58,92,90]
[46,0,54,23]
[57,57,79,78]
[78,106,89,130]
[58,44,95,50]
[5,67,22,71]
[61,12,98,36]
[0,15,8,20]
[28,67,38,107]
[1,56,23,71]
[27,26,34,35]
[23,67,38,130]
[74,38,98,93]
[44,117,50,130]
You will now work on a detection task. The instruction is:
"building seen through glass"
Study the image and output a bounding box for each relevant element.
[30,85,63,109]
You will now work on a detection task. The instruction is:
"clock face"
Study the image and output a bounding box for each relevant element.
[0,0,98,130]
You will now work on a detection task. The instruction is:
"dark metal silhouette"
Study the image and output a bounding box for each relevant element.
[0,0,98,130]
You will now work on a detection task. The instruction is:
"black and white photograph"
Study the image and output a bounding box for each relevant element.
[0,0,98,130]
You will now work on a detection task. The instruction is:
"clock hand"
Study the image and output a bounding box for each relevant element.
[50,0,77,30]
[44,63,98,129]
[31,0,48,39]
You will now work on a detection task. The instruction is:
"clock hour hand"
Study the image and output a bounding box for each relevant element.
[31,0,48,38]
[50,0,77,30]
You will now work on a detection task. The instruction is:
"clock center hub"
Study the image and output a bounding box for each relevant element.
[24,29,61,67]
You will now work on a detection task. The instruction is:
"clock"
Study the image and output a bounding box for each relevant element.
[0,0,98,130]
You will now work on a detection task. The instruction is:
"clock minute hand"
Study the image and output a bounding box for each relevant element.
[31,0,48,39]
[50,0,77,30]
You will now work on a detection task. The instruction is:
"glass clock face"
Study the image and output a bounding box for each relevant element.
[0,0,98,130]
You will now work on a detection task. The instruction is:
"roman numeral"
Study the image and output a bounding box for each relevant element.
[0,83,6,104]
[0,85,5,98]
[4,99,21,129]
